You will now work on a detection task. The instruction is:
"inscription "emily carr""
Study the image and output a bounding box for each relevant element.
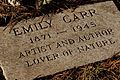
[12,9,97,36]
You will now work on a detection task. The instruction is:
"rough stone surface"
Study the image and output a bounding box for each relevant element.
[0,1,120,80]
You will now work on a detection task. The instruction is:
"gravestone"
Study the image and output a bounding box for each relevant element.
[0,1,120,80]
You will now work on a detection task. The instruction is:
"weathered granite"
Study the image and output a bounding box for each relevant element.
[0,1,120,80]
